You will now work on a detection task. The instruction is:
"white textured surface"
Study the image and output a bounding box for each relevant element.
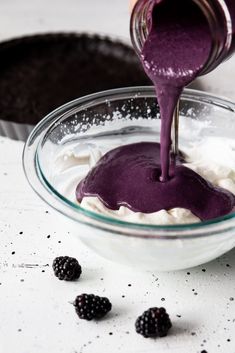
[0,0,130,42]
[1,1,235,352]
[1,137,235,353]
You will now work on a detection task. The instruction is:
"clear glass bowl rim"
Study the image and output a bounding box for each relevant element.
[23,86,235,239]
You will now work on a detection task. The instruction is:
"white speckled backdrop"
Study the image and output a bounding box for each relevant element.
[1,1,235,353]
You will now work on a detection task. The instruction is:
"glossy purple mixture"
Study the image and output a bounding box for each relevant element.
[76,143,234,220]
[76,0,235,221]
[142,0,212,181]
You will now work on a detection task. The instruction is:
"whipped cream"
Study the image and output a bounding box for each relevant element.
[51,119,235,225]
[81,197,200,224]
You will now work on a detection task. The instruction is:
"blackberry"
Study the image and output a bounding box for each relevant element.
[52,256,82,281]
[74,294,112,320]
[135,307,172,338]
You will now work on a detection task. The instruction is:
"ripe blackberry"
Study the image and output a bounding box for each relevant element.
[74,294,112,320]
[135,307,172,338]
[52,256,82,281]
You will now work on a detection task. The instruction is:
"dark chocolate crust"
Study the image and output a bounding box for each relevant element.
[0,33,150,125]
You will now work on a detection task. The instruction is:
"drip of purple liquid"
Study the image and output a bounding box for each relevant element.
[143,0,212,181]
[76,0,235,221]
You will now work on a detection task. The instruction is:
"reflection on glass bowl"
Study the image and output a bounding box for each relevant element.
[23,87,235,271]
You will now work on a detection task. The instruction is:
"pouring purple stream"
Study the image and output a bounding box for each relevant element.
[76,0,235,221]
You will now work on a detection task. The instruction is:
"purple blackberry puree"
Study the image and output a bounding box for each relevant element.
[76,0,235,221]
[76,143,234,221]
[226,0,235,53]
[142,0,212,181]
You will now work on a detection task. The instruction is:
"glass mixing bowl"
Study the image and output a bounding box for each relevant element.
[23,87,235,271]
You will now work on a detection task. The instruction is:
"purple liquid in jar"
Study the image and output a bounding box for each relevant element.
[225,0,235,54]
[76,0,235,221]
[141,0,212,181]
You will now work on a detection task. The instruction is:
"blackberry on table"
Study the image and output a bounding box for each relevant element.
[52,256,82,281]
[135,307,172,338]
[74,294,112,320]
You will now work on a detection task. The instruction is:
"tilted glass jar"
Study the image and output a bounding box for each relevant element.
[130,0,235,75]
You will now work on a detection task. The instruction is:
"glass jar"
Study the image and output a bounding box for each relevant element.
[130,0,235,75]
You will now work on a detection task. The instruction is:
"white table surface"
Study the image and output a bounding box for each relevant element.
[1,1,235,353]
